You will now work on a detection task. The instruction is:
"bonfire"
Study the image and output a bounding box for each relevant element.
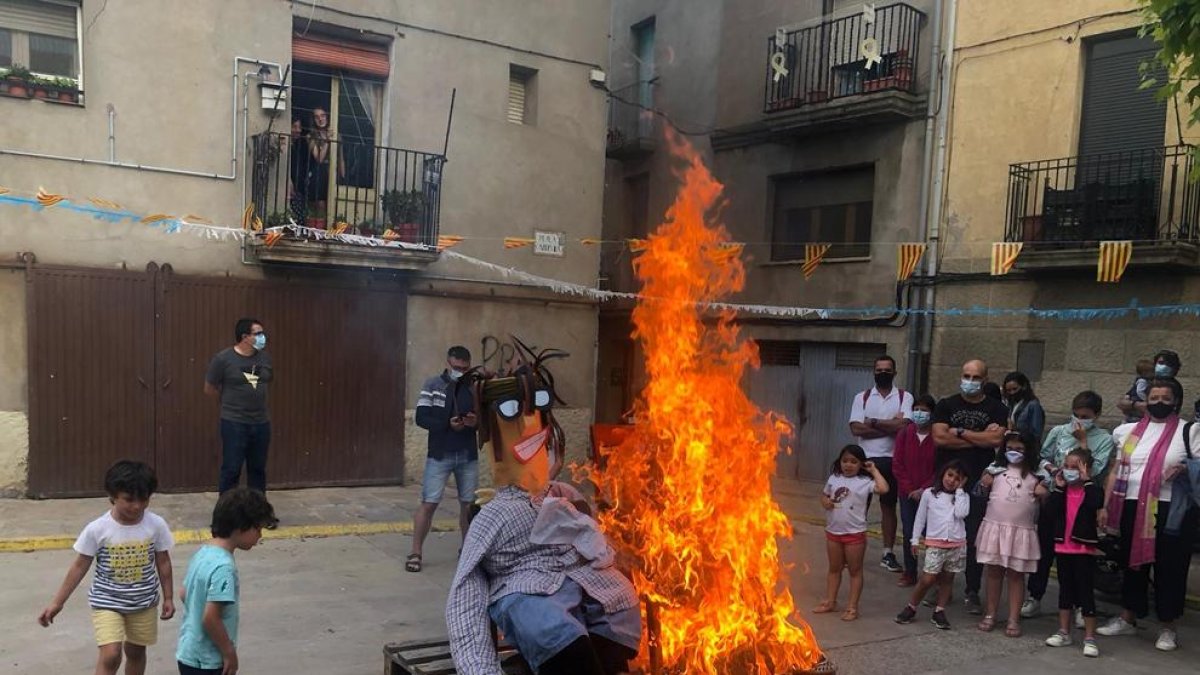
[597,130,826,674]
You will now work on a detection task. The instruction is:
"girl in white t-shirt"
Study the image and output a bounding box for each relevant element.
[815,444,889,622]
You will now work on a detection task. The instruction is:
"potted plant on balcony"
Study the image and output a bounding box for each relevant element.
[382,189,426,242]
[2,64,33,98]
[45,77,80,103]
[892,49,913,90]
[305,206,327,231]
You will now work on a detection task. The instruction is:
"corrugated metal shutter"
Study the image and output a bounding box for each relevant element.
[507,72,527,124]
[293,35,390,77]
[1078,35,1166,158]
[0,0,77,39]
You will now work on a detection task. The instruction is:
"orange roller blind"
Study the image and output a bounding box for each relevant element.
[292,35,390,77]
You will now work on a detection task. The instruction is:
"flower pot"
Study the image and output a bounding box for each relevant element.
[6,81,29,98]
[32,86,49,100]
[55,89,77,103]
[305,217,327,230]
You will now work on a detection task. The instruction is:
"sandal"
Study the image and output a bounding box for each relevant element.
[977,615,996,632]
[405,553,422,573]
[841,607,859,622]
[1004,621,1022,638]
[812,600,838,614]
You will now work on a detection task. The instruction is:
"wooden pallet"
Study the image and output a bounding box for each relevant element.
[383,639,532,675]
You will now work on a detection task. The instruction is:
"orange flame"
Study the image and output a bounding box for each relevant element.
[597,130,822,674]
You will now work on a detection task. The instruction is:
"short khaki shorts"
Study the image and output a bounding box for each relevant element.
[91,606,157,646]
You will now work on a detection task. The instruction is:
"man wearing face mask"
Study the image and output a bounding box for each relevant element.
[408,345,479,573]
[1020,390,1114,619]
[205,318,274,494]
[931,359,1009,614]
[848,355,913,574]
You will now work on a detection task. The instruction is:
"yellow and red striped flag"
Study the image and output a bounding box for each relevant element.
[437,235,464,249]
[802,243,831,280]
[36,187,66,207]
[503,237,534,249]
[627,238,648,253]
[990,242,1023,275]
[896,243,927,281]
[1097,240,1133,283]
[240,203,255,230]
[579,238,602,246]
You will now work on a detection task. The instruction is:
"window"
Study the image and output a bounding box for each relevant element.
[835,343,887,369]
[508,64,536,125]
[756,340,803,366]
[1016,340,1045,382]
[771,165,874,261]
[0,0,80,79]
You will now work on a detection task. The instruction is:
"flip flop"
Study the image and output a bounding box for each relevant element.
[405,553,422,573]
[841,607,859,622]
[1005,621,1022,638]
[812,600,838,614]
[977,615,996,632]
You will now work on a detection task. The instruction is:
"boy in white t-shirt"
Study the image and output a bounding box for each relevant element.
[38,460,175,675]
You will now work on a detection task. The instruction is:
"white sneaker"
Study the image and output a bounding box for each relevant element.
[1020,597,1041,618]
[1156,628,1178,651]
[1074,609,1085,629]
[1083,639,1099,658]
[1097,617,1137,637]
[1045,632,1073,647]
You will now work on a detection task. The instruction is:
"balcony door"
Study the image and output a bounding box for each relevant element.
[293,33,389,229]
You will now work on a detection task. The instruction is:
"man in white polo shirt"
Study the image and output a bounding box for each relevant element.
[848,354,913,574]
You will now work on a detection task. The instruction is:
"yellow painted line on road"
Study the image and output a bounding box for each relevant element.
[789,514,1200,611]
[0,520,459,553]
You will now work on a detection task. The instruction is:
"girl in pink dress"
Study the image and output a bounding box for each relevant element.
[975,431,1047,636]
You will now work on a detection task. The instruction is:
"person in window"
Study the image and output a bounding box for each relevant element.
[287,116,309,224]
[306,107,344,223]
[1003,372,1044,441]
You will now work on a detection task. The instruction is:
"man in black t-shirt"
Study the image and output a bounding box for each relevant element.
[205,318,273,494]
[931,358,1007,614]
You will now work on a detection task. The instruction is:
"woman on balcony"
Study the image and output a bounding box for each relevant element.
[306,107,344,225]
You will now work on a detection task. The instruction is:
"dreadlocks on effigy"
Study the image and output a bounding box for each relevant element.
[469,337,568,464]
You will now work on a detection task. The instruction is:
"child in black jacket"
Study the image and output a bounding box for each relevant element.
[1043,447,1104,657]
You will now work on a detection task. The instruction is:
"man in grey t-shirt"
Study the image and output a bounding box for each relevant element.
[205,318,273,493]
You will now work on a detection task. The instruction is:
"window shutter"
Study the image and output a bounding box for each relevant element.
[0,0,77,39]
[507,73,527,124]
[292,35,390,77]
[1078,35,1166,157]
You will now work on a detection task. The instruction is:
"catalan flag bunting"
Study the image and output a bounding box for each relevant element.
[36,187,66,207]
[264,231,284,247]
[896,243,927,281]
[504,237,534,249]
[437,235,464,249]
[241,203,255,230]
[1097,240,1133,283]
[802,243,831,280]
[579,238,602,246]
[990,242,1023,276]
[627,238,648,252]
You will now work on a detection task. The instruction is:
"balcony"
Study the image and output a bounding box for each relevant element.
[607,81,658,160]
[246,132,443,270]
[715,3,926,148]
[1004,145,1200,270]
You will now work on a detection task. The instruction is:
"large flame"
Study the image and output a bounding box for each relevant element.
[597,131,822,673]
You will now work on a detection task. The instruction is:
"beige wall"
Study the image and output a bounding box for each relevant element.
[0,0,611,492]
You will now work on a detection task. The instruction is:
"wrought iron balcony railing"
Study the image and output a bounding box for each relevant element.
[764,2,925,113]
[607,81,657,158]
[249,132,444,246]
[1005,145,1200,246]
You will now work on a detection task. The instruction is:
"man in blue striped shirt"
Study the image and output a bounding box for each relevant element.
[39,461,176,675]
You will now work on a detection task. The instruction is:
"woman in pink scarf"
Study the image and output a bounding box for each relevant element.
[1096,378,1195,652]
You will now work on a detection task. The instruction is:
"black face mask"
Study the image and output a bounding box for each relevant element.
[874,372,895,389]
[1147,402,1175,419]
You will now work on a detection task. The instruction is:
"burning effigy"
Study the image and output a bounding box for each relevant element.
[595,131,830,674]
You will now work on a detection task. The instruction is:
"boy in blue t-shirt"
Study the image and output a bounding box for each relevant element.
[176,488,277,675]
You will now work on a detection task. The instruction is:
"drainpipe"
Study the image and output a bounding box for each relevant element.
[907,0,956,393]
[106,104,116,162]
[0,57,279,181]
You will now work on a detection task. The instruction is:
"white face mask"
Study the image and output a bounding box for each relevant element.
[448,369,464,381]
[1071,416,1095,430]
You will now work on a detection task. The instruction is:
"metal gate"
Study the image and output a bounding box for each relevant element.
[27,264,407,497]
[745,341,880,482]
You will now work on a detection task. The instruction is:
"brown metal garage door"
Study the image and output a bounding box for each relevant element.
[27,264,407,497]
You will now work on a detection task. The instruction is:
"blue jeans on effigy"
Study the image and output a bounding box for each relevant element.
[488,579,641,670]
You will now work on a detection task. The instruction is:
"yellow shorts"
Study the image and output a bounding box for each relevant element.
[91,607,158,646]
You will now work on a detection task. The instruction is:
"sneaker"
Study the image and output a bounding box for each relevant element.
[964,592,982,616]
[1155,628,1178,652]
[895,604,917,624]
[1074,609,1085,629]
[896,574,917,587]
[1020,596,1041,618]
[1045,631,1073,647]
[881,551,903,573]
[1083,639,1100,658]
[1096,616,1137,637]
[931,609,951,630]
